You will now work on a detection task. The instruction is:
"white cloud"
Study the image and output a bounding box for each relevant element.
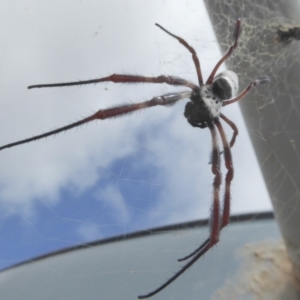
[0,0,272,230]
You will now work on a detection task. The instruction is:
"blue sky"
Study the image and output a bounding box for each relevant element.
[0,0,272,270]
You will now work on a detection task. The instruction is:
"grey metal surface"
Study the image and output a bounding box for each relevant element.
[204,0,300,280]
[0,213,280,300]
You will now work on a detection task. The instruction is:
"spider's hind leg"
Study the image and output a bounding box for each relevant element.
[178,119,234,262]
[215,119,234,229]
[138,124,222,299]
[179,123,223,261]
[177,238,210,261]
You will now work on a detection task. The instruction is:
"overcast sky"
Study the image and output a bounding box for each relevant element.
[0,0,272,269]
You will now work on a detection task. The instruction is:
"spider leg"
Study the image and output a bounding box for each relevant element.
[155,23,203,86]
[214,119,233,229]
[223,76,270,107]
[28,74,198,91]
[206,19,241,85]
[178,118,233,262]
[138,124,222,299]
[0,91,191,151]
[220,113,238,148]
[177,237,210,262]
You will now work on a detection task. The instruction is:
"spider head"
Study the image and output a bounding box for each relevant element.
[212,70,238,100]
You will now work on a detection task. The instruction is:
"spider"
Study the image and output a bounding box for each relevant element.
[276,23,300,44]
[0,19,269,298]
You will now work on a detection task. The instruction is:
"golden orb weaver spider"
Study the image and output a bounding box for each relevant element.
[0,19,269,298]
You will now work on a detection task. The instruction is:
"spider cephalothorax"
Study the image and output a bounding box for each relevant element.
[0,19,269,298]
[184,70,238,128]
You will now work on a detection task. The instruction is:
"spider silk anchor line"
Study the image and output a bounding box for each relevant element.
[0,19,269,298]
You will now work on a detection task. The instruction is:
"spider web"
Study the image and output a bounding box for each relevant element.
[0,0,289,299]
[204,0,300,298]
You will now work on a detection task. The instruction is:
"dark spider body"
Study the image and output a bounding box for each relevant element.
[185,88,218,128]
[185,71,237,128]
[276,24,300,44]
[0,19,269,298]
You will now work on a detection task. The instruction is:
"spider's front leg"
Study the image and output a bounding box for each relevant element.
[206,18,241,85]
[0,91,192,151]
[28,74,198,91]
